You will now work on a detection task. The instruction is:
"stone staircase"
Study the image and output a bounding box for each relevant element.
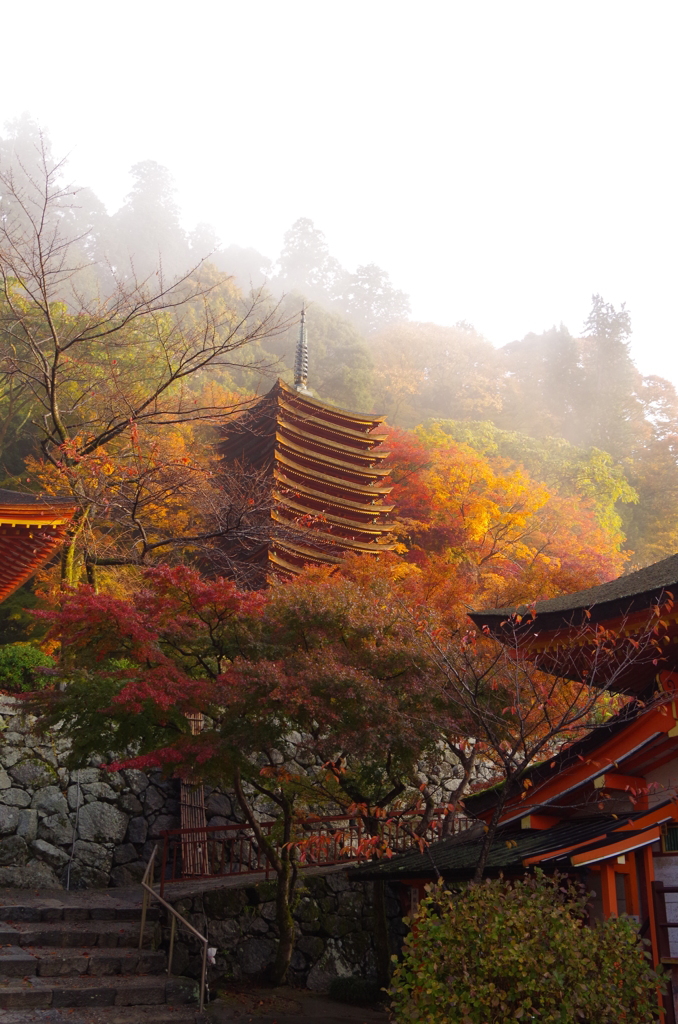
[0,890,206,1023]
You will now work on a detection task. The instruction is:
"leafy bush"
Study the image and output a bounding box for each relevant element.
[390,873,663,1024]
[0,643,54,693]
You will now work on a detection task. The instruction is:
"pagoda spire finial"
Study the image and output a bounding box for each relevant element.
[294,304,310,393]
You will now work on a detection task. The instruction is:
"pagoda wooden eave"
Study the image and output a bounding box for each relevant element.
[272,493,394,532]
[274,455,392,497]
[277,420,391,463]
[277,399,387,446]
[273,474,395,514]
[275,434,391,478]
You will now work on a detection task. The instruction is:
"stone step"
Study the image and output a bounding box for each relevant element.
[0,944,167,977]
[0,919,158,948]
[0,904,158,923]
[0,1006,206,1023]
[0,972,198,1010]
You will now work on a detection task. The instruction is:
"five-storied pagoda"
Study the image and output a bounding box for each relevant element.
[219,307,396,584]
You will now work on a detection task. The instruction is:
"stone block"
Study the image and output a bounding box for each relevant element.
[65,862,109,890]
[38,813,74,846]
[0,835,27,866]
[204,887,247,917]
[19,858,62,889]
[122,769,149,794]
[70,768,101,785]
[206,792,232,818]
[297,934,325,960]
[127,816,148,844]
[0,806,19,836]
[16,809,38,842]
[113,843,137,865]
[0,768,11,790]
[82,782,118,802]
[72,840,113,871]
[31,785,68,816]
[78,802,128,844]
[2,788,31,808]
[31,838,69,868]
[148,813,178,838]
[67,786,83,811]
[110,862,146,886]
[143,786,165,813]
[306,938,353,994]
[9,760,56,789]
[119,793,143,815]
[237,937,276,976]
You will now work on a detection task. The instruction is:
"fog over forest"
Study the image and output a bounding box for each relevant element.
[2,116,678,598]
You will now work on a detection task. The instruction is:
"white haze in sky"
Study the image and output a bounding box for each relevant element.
[1,1,676,381]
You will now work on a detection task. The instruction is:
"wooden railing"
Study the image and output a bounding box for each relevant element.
[159,808,472,895]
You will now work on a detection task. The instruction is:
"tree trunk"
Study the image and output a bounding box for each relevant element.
[373,880,392,989]
[270,855,296,985]
[472,791,509,884]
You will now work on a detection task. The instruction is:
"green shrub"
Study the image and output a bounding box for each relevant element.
[0,643,54,693]
[390,872,663,1024]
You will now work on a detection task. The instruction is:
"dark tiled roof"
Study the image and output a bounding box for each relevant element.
[352,810,650,882]
[471,553,678,622]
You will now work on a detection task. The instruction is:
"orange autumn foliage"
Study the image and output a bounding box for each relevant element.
[383,424,627,619]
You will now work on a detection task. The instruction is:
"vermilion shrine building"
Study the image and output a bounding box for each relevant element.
[360,554,678,1020]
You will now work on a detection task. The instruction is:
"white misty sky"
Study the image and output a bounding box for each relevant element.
[2,1,677,382]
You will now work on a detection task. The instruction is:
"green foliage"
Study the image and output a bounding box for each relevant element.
[427,419,638,540]
[0,643,54,693]
[390,873,663,1024]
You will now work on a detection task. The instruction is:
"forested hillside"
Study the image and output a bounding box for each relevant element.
[1,114,677,637]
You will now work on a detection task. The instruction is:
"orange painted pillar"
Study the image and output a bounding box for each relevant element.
[600,861,618,918]
[642,845,660,967]
[624,852,640,917]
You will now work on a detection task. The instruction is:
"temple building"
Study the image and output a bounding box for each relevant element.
[356,553,678,1021]
[0,489,76,603]
[219,308,395,585]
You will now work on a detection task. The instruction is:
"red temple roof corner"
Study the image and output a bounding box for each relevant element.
[0,489,77,604]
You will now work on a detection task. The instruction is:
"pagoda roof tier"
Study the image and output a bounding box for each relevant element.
[275,434,391,477]
[276,421,390,464]
[273,493,394,532]
[273,476,395,514]
[271,537,344,565]
[271,510,395,552]
[275,439,391,486]
[278,400,387,447]
[277,379,385,432]
[275,456,391,498]
[0,490,77,603]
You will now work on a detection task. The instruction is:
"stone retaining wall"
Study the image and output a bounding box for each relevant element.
[166,874,404,992]
[0,695,180,889]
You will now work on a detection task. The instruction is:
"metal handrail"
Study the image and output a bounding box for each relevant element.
[139,845,209,1013]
